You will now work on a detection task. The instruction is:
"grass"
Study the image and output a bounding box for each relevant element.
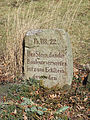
[0,0,89,76]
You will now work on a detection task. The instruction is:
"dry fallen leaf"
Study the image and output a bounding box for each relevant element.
[10,109,17,116]
[13,109,17,115]
[50,94,57,99]
[32,86,35,91]
[66,111,71,118]
[49,111,54,120]
[35,90,39,94]
[75,75,79,79]
[0,69,2,74]
[23,112,27,120]
[73,67,79,76]
[87,109,90,112]
[3,96,6,102]
[84,97,88,102]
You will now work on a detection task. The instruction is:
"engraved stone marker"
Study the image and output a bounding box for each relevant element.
[24,29,73,88]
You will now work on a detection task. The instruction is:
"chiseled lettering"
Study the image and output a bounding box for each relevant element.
[34,38,40,44]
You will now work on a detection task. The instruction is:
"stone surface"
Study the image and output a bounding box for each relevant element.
[87,73,90,82]
[87,73,90,91]
[24,29,73,88]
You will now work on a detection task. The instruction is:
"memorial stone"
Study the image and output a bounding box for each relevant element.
[24,29,73,88]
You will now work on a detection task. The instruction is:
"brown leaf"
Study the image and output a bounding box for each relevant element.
[10,109,17,116]
[0,69,2,74]
[84,97,88,102]
[35,90,39,94]
[73,67,78,73]
[3,96,6,102]
[13,109,17,115]
[23,112,27,120]
[32,86,35,91]
[50,94,57,99]
[67,111,71,118]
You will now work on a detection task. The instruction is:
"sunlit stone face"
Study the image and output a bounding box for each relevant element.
[24,29,73,88]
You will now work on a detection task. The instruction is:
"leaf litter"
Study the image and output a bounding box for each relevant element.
[0,64,90,120]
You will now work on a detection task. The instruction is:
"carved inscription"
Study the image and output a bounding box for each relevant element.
[34,38,57,45]
[24,29,73,88]
[26,47,67,81]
